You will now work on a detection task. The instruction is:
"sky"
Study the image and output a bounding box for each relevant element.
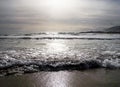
[0,0,120,33]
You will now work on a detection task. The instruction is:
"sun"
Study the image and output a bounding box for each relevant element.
[44,0,76,17]
[46,0,68,9]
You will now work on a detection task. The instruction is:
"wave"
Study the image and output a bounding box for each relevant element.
[0,50,120,76]
[0,58,120,76]
[0,32,120,36]
[0,35,120,40]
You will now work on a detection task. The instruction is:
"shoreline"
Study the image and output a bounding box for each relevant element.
[0,69,120,87]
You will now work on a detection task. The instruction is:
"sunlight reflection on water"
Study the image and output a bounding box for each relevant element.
[1,70,120,87]
[45,72,70,87]
[46,40,68,54]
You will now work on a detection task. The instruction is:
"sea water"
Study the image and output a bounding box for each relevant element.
[0,32,120,76]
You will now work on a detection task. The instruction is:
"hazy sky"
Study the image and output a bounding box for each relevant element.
[0,0,120,33]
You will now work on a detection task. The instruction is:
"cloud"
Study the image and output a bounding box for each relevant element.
[0,0,120,33]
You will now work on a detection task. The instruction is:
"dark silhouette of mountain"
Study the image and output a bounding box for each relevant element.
[104,26,120,33]
[81,26,120,33]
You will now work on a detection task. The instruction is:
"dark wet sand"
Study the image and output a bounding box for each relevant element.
[0,69,120,87]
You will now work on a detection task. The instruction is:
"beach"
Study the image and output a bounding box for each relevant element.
[0,69,120,87]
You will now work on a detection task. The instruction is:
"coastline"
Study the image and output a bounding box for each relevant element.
[0,69,120,87]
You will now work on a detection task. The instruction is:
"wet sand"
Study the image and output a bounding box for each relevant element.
[0,69,120,87]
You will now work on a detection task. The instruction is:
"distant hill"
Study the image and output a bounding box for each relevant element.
[81,26,120,33]
[104,26,120,33]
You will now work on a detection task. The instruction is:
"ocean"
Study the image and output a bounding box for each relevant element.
[0,32,120,75]
[0,32,120,87]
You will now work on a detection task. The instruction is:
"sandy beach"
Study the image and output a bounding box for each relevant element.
[0,69,120,87]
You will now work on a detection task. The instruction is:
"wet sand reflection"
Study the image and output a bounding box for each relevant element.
[0,69,120,87]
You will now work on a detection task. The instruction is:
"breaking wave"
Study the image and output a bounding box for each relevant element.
[0,32,120,40]
[0,50,120,76]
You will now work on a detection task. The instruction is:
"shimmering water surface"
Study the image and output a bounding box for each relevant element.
[0,69,120,87]
[0,32,120,86]
[0,32,120,75]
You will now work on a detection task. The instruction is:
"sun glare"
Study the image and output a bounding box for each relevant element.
[46,0,70,9]
[47,40,68,53]
[44,0,77,18]
[21,0,77,18]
